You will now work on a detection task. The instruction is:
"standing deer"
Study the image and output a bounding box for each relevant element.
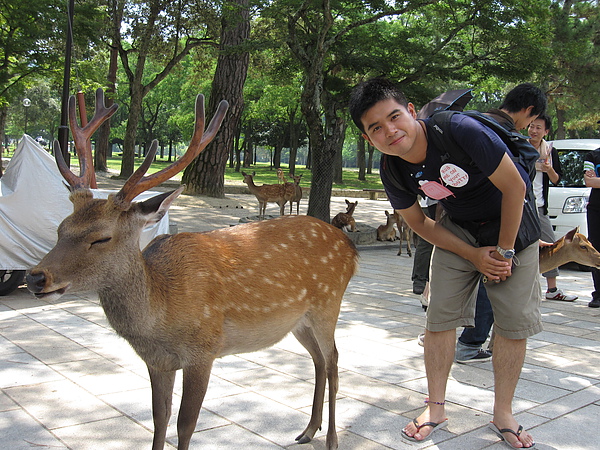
[377,210,399,241]
[242,171,287,218]
[26,89,358,450]
[285,174,303,215]
[396,213,414,257]
[331,199,358,232]
[277,167,286,184]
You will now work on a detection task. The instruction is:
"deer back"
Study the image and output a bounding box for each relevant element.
[242,172,287,202]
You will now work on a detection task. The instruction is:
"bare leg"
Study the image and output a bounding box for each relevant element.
[491,334,535,448]
[403,329,454,440]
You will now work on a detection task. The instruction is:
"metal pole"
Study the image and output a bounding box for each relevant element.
[57,0,74,166]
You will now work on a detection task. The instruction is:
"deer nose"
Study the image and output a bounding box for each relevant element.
[26,271,47,293]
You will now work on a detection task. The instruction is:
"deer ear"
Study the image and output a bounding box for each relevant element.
[137,186,184,226]
[565,227,578,242]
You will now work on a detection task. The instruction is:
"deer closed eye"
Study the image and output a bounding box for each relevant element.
[91,237,112,247]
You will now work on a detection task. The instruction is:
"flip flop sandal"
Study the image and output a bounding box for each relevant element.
[401,418,448,442]
[489,422,536,448]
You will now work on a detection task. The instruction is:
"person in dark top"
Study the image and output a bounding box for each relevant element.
[584,145,600,308]
[349,78,544,448]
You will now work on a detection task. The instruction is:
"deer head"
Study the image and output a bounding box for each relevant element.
[27,90,228,300]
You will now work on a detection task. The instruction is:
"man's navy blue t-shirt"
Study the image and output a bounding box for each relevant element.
[380,114,530,223]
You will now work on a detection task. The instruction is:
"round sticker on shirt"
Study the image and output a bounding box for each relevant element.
[440,163,469,188]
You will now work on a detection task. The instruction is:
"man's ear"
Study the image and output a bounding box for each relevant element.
[408,102,417,119]
[525,105,535,118]
[362,133,373,147]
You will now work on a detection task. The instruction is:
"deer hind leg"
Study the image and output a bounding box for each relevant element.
[292,321,339,449]
[176,363,213,449]
[148,368,176,450]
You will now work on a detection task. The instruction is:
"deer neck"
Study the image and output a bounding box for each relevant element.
[539,239,567,273]
[97,253,155,338]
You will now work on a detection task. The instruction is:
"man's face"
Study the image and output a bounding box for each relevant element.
[528,118,548,143]
[361,98,421,159]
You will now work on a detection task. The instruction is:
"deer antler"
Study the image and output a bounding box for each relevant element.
[114,94,229,208]
[55,88,119,190]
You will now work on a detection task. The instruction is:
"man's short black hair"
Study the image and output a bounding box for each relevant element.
[499,83,547,117]
[349,78,408,133]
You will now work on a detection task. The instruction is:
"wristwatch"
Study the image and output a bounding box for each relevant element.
[496,246,515,259]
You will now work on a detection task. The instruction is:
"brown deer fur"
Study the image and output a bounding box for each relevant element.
[539,227,600,273]
[242,171,287,218]
[331,199,358,232]
[26,91,357,450]
[377,210,399,241]
[285,174,303,215]
[396,213,414,257]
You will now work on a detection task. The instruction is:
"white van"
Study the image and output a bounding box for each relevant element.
[547,139,600,237]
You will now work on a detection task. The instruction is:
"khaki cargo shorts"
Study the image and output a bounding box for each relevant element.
[427,215,543,340]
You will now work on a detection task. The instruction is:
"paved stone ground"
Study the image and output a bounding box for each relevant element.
[1,178,599,449]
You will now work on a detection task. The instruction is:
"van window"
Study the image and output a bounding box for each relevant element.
[556,150,586,187]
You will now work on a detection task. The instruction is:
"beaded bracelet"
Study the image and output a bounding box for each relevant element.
[424,399,446,406]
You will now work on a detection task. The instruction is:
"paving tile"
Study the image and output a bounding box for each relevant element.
[527,384,600,419]
[0,351,63,388]
[52,415,155,449]
[0,408,68,449]
[5,379,122,429]
[50,357,149,395]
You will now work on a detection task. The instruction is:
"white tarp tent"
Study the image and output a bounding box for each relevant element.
[0,135,169,270]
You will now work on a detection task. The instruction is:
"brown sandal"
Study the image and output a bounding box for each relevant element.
[401,418,448,442]
[489,422,536,448]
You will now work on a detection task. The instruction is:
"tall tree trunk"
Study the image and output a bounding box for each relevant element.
[555,106,567,139]
[288,107,299,176]
[0,105,7,177]
[367,144,374,174]
[182,0,250,197]
[95,41,119,172]
[357,133,366,181]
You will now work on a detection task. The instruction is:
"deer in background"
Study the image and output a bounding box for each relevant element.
[26,89,358,450]
[377,210,399,241]
[396,213,414,257]
[331,199,358,232]
[539,227,600,273]
[277,167,286,184]
[285,173,303,215]
[242,171,287,218]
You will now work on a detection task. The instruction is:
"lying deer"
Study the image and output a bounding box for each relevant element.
[331,199,358,232]
[242,171,287,218]
[26,89,358,450]
[539,227,600,273]
[377,210,399,241]
[285,173,303,215]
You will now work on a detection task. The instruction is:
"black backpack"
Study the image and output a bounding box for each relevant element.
[381,109,541,252]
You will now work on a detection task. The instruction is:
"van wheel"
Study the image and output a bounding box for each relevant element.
[0,270,26,296]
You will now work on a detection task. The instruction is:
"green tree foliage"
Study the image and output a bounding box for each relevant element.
[546,0,600,138]
[112,0,220,178]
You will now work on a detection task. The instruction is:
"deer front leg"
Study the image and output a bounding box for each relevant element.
[293,329,326,445]
[148,367,176,450]
[176,363,213,449]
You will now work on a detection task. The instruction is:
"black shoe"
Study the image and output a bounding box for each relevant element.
[456,349,493,364]
[589,298,600,308]
[413,284,425,295]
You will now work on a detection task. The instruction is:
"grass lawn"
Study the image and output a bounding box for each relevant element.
[105,157,384,190]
